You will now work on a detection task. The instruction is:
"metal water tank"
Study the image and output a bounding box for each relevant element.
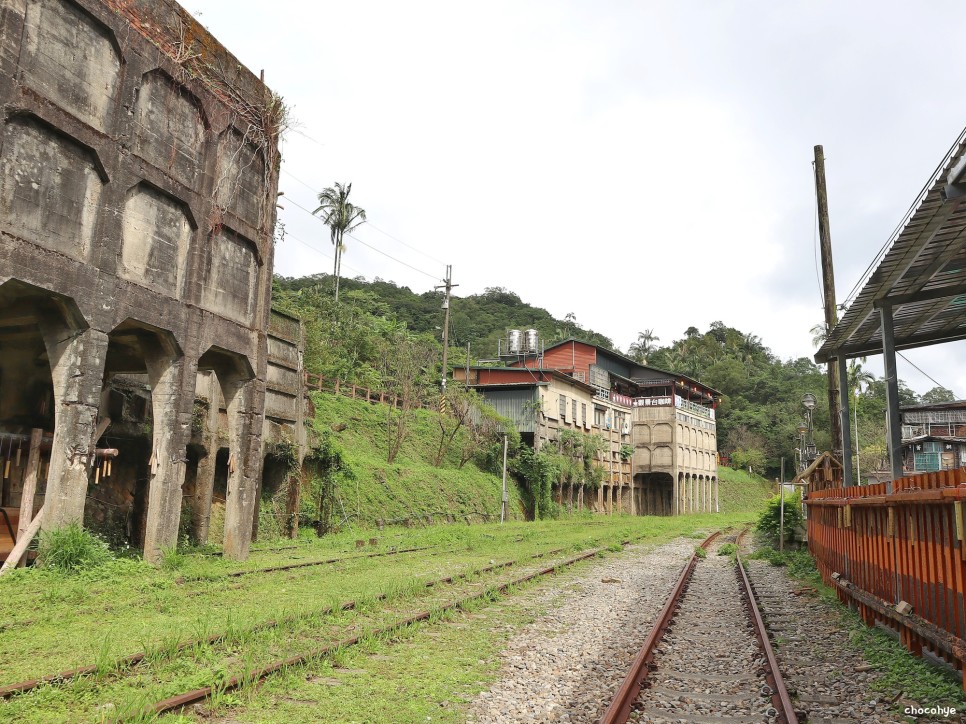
[525,328,539,353]
[507,329,523,354]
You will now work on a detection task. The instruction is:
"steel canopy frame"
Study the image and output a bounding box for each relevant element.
[815,127,966,486]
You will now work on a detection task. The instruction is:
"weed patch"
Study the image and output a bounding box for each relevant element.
[38,524,112,573]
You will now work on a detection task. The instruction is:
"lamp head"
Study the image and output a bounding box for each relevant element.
[802,393,816,410]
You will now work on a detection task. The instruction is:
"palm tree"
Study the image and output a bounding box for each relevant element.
[313,182,367,303]
[810,323,827,349]
[628,329,660,363]
[847,360,874,396]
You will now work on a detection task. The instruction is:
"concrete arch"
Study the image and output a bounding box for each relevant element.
[1,114,108,263]
[21,0,123,132]
[121,183,196,299]
[636,423,651,445]
[214,126,267,230]
[0,279,105,533]
[134,70,209,187]
[201,226,261,326]
[195,345,261,559]
[103,318,190,562]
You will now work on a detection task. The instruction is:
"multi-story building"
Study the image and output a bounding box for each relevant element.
[457,337,720,516]
[900,400,966,474]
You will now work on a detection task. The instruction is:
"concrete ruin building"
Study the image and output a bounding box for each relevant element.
[0,0,304,563]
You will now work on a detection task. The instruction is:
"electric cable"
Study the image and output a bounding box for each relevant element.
[284,195,441,281]
[280,167,447,265]
[896,351,956,396]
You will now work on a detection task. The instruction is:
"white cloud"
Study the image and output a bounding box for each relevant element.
[199,0,966,396]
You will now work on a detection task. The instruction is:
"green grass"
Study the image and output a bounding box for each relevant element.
[0,515,753,721]
[717,465,774,513]
[311,393,524,527]
[37,523,112,573]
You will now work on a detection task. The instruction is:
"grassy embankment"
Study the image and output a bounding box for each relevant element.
[717,464,774,513]
[307,392,524,528]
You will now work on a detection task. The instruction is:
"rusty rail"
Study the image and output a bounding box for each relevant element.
[216,545,431,580]
[0,546,572,700]
[806,467,966,689]
[598,530,721,724]
[736,543,798,723]
[145,547,608,718]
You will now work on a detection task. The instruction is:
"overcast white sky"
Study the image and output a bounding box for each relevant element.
[197,0,966,396]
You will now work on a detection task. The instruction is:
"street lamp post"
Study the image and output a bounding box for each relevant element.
[796,422,808,472]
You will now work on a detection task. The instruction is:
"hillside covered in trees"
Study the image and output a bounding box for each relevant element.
[273,273,951,483]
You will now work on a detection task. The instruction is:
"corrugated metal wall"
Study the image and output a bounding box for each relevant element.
[480,388,538,433]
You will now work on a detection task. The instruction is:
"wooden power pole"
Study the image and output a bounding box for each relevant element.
[436,265,457,392]
[813,145,843,457]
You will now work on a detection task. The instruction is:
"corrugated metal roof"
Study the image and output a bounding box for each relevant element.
[543,338,721,397]
[816,127,966,363]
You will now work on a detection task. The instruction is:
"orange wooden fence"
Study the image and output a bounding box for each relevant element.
[806,468,966,689]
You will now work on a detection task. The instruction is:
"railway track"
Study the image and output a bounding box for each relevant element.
[1,532,647,721]
[0,547,566,700]
[601,531,798,724]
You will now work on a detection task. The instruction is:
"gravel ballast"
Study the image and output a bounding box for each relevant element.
[468,537,698,722]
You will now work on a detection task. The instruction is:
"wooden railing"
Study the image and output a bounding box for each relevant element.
[806,468,966,689]
[304,372,436,411]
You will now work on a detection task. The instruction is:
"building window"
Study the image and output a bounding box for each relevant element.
[559,394,567,419]
[572,399,578,424]
[581,403,587,427]
[594,406,605,427]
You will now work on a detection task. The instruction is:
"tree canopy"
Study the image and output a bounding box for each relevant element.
[274,274,942,482]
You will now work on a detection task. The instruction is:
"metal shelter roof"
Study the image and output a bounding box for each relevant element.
[816,127,966,363]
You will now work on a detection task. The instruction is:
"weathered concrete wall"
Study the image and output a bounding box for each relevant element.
[0,0,283,561]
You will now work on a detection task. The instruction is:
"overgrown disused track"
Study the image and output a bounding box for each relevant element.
[145,548,606,718]
[600,531,798,724]
[0,547,565,700]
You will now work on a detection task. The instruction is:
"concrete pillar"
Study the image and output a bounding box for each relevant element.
[221,374,264,560]
[39,323,108,531]
[714,478,719,512]
[191,373,221,544]
[142,340,192,564]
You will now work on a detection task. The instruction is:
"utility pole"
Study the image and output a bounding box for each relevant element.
[779,457,785,552]
[436,265,458,392]
[813,145,843,458]
[500,434,508,523]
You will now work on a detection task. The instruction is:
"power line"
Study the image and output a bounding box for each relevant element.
[279,228,365,277]
[280,167,447,266]
[366,222,447,266]
[896,351,954,395]
[283,195,441,281]
[843,125,966,309]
